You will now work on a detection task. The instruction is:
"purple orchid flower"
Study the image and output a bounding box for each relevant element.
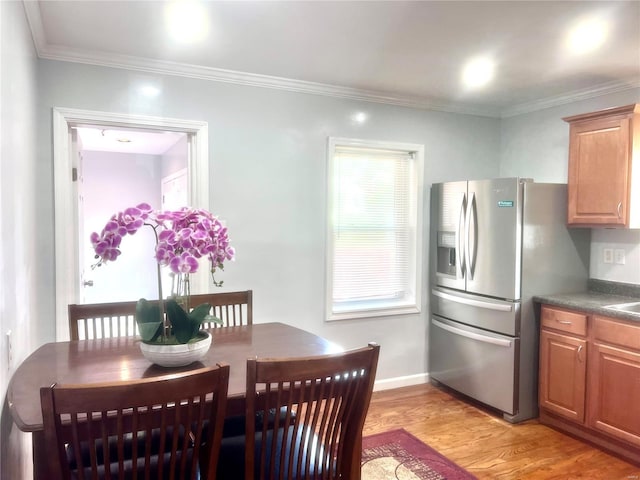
[90,204,234,286]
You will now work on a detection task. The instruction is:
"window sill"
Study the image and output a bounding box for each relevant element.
[326,304,420,322]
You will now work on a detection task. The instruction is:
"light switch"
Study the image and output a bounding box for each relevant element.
[614,249,626,265]
[603,248,613,264]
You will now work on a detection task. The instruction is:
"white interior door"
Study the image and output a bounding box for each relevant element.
[161,168,188,210]
[73,129,90,303]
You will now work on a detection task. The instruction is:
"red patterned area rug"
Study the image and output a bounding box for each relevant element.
[362,429,477,480]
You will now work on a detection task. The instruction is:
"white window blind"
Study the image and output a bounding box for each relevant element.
[327,139,423,320]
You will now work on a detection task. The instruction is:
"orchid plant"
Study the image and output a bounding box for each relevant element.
[91,203,235,344]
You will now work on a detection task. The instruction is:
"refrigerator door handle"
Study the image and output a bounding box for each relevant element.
[432,318,513,347]
[432,289,513,312]
[457,193,467,279]
[465,192,477,279]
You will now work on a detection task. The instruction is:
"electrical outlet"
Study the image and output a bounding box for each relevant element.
[603,248,613,264]
[614,249,626,265]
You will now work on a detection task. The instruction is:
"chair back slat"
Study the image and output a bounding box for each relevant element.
[245,343,379,480]
[68,290,252,341]
[190,290,253,328]
[68,301,140,341]
[41,365,229,480]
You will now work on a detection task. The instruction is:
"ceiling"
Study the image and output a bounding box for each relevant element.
[76,126,186,155]
[24,0,640,118]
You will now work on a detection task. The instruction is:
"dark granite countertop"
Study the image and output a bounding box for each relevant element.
[533,279,640,323]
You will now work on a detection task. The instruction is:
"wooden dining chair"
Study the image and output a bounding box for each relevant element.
[40,364,229,480]
[68,300,140,341]
[190,290,253,328]
[217,343,380,480]
[68,290,251,341]
[190,290,260,437]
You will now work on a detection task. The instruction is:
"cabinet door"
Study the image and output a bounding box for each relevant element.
[588,343,640,446]
[539,329,587,422]
[567,115,630,226]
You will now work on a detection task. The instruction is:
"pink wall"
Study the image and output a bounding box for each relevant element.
[82,151,162,302]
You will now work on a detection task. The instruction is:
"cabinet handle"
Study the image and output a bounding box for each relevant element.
[617,202,622,218]
[577,345,583,362]
[556,319,572,325]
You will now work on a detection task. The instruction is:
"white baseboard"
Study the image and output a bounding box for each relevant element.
[373,373,430,392]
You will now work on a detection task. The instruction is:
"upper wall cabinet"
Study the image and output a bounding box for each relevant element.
[564,104,640,228]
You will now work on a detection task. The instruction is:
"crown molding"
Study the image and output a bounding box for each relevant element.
[500,78,640,118]
[22,0,47,52]
[35,43,501,118]
[23,1,639,120]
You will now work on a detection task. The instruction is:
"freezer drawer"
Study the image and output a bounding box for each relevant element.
[430,315,519,415]
[431,287,519,336]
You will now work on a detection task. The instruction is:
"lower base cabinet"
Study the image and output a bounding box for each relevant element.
[539,306,640,465]
[539,329,586,423]
[588,322,640,448]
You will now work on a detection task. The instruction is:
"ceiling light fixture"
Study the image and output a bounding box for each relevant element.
[566,15,608,55]
[139,85,161,97]
[352,112,368,124]
[461,56,495,89]
[165,1,209,44]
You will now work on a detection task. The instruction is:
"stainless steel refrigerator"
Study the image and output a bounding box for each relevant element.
[429,178,590,422]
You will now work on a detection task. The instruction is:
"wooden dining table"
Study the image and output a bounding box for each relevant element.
[7,322,342,480]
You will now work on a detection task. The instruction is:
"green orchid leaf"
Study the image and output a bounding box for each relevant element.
[166,299,199,344]
[138,322,163,342]
[189,303,213,324]
[204,314,223,325]
[189,320,201,341]
[135,298,163,342]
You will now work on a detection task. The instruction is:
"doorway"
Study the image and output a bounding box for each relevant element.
[77,126,189,304]
[53,107,209,341]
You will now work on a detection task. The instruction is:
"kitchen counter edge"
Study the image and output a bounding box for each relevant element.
[533,291,640,324]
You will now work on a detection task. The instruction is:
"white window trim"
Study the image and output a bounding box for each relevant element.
[325,137,424,321]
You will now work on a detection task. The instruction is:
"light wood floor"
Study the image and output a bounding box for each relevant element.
[363,383,640,479]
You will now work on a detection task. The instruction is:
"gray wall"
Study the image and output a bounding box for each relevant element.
[36,60,501,382]
[500,88,640,284]
[0,2,38,479]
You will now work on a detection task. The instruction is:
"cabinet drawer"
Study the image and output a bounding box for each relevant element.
[541,305,587,336]
[593,316,640,350]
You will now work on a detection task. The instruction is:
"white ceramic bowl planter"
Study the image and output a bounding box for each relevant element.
[139,331,212,367]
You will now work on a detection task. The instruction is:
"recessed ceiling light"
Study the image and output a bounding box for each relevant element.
[139,85,161,97]
[352,112,368,124]
[117,138,132,143]
[165,1,209,44]
[566,15,608,55]
[462,56,495,89]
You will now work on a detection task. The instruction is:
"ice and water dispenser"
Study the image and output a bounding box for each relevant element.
[436,231,457,278]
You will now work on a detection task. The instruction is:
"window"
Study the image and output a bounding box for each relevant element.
[326,138,424,320]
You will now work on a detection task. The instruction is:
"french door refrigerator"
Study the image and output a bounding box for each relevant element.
[429,177,590,422]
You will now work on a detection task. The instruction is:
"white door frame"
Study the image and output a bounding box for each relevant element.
[53,107,209,341]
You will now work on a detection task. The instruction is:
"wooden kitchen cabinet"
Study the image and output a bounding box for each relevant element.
[539,306,587,423]
[564,104,640,228]
[539,305,640,464]
[588,316,640,447]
